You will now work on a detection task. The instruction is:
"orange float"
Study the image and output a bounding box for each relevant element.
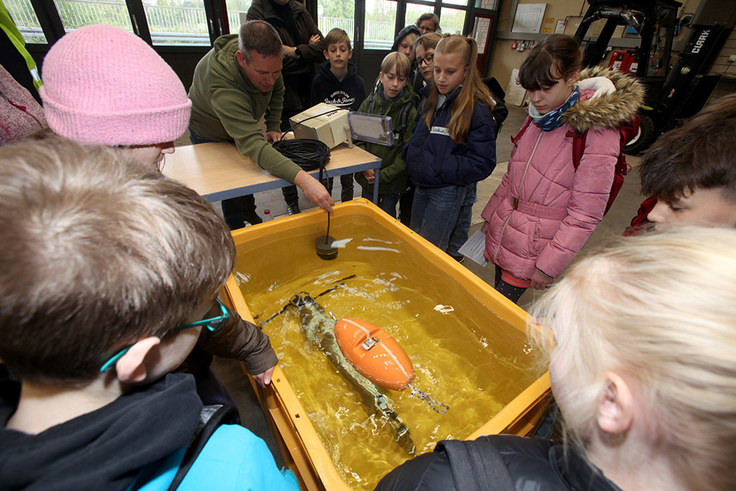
[335,318,415,391]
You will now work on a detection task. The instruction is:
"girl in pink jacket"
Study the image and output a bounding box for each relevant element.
[481,35,642,303]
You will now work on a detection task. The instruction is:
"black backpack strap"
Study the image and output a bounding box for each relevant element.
[394,100,414,140]
[167,404,240,491]
[437,438,514,491]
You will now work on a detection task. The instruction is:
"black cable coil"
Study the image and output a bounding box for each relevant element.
[272,138,331,172]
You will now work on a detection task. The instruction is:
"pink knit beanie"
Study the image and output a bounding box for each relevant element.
[40,25,191,146]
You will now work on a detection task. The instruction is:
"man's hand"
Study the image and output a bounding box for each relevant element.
[530,268,554,290]
[265,131,282,144]
[363,169,375,184]
[294,170,334,213]
[309,34,321,44]
[283,45,297,58]
[252,365,275,388]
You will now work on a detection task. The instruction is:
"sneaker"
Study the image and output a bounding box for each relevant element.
[449,254,465,264]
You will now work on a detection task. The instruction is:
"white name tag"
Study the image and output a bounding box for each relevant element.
[430,126,450,136]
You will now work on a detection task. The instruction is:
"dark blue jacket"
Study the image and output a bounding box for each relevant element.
[404,89,496,188]
[310,61,366,111]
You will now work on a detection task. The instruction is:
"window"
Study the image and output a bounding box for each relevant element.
[52,0,133,33]
[225,0,252,32]
[143,0,209,46]
[317,0,354,42]
[403,3,431,30]
[365,0,396,49]
[4,0,47,43]
[440,6,465,35]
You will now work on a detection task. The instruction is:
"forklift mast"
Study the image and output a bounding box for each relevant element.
[573,0,736,152]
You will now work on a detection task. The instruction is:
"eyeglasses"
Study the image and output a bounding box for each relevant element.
[417,53,434,67]
[100,299,231,373]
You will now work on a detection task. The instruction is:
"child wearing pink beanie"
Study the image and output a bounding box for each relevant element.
[39,24,191,167]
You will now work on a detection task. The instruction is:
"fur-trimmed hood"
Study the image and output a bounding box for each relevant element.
[563,66,644,132]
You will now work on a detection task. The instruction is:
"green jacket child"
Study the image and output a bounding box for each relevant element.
[356,84,417,198]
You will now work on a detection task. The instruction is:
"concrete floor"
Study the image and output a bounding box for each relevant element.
[191,102,647,470]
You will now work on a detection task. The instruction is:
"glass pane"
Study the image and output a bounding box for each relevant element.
[52,0,132,33]
[474,0,498,10]
[226,0,252,32]
[317,0,355,43]
[442,0,468,6]
[364,0,395,50]
[143,0,209,46]
[4,0,47,43]
[440,6,465,35]
[404,3,432,31]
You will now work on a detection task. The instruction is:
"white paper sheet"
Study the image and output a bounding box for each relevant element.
[458,231,489,267]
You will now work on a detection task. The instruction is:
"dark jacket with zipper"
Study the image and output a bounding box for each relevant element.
[246,0,324,114]
[404,88,496,188]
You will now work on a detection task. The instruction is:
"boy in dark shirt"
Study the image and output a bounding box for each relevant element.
[311,28,366,202]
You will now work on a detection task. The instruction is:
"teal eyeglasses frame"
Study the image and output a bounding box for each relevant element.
[100,299,230,373]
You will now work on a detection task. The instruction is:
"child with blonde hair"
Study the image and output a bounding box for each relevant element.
[378,226,736,490]
[481,34,642,302]
[355,52,417,216]
[404,35,496,261]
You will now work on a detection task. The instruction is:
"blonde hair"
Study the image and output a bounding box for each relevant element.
[528,227,736,491]
[0,136,235,384]
[381,51,412,79]
[423,35,493,144]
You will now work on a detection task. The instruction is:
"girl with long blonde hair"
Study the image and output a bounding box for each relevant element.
[404,34,497,261]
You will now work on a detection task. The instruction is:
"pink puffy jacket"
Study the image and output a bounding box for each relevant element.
[481,67,643,282]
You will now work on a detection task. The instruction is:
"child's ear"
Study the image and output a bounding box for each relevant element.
[567,70,580,86]
[323,49,329,60]
[114,337,161,384]
[348,49,353,60]
[596,372,634,435]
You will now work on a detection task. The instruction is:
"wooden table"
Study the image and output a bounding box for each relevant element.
[163,141,382,203]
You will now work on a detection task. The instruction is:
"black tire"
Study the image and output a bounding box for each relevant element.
[624,114,655,155]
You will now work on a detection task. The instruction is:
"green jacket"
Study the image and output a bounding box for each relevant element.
[355,85,417,195]
[188,34,301,182]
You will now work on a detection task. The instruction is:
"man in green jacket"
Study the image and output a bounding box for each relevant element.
[188,20,333,229]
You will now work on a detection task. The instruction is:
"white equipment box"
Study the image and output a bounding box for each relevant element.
[290,103,350,149]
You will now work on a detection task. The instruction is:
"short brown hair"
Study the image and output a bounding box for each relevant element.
[324,28,351,50]
[518,34,582,91]
[416,13,439,30]
[381,51,412,78]
[0,136,235,384]
[640,94,736,203]
[239,20,283,62]
[415,32,442,52]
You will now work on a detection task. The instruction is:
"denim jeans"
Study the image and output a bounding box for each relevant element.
[362,188,400,218]
[189,127,259,229]
[446,182,477,258]
[411,183,475,253]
